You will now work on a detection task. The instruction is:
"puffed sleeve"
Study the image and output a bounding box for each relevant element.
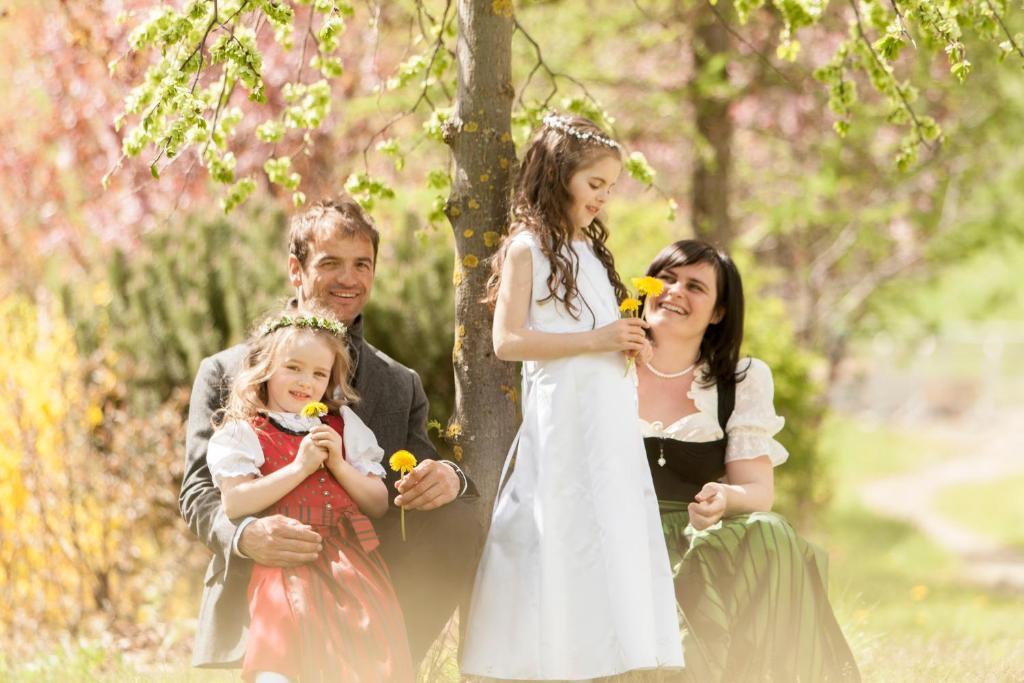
[206,420,264,487]
[725,358,789,466]
[341,406,387,478]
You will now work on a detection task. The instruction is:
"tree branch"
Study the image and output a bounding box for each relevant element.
[361,0,453,168]
[985,0,1024,59]
[513,18,602,109]
[705,0,795,87]
[848,0,933,150]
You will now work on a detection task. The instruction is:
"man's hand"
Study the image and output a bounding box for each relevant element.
[393,459,459,511]
[238,515,322,567]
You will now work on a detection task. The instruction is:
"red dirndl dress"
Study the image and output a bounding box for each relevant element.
[241,414,414,683]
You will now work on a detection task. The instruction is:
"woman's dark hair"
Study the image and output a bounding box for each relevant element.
[483,114,627,319]
[642,239,749,389]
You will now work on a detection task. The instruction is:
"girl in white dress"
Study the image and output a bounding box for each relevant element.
[461,114,683,680]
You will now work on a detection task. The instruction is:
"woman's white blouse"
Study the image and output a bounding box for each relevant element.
[206,406,387,487]
[639,358,789,467]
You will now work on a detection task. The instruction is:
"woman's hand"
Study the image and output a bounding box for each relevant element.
[310,424,343,470]
[689,482,728,530]
[295,433,328,474]
[591,318,650,354]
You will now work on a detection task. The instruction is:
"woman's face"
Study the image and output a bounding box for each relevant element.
[566,154,621,231]
[645,261,723,341]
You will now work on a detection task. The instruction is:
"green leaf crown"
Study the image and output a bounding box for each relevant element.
[259,314,347,338]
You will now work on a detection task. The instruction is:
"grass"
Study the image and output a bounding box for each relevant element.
[816,413,1024,682]
[934,474,1024,554]
[818,413,965,493]
[6,414,1023,682]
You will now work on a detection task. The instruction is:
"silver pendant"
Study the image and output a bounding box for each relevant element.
[658,443,666,467]
[658,456,666,467]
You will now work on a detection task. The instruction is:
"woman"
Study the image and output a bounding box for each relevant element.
[636,240,860,682]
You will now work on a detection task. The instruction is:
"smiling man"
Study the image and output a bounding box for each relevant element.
[180,195,483,671]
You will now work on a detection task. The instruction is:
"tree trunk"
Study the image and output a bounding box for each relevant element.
[690,2,734,246]
[443,0,518,507]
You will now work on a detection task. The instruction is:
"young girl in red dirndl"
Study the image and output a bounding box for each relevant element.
[206,307,413,683]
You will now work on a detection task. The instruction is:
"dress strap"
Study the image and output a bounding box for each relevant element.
[717,377,736,436]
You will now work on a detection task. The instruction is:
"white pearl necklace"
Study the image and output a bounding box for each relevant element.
[644,359,697,379]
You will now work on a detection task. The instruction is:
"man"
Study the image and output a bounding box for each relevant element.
[180,195,483,669]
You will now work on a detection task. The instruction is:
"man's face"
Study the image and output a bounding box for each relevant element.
[289,231,376,324]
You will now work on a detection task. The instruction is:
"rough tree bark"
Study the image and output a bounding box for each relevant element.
[690,2,734,246]
[442,0,518,507]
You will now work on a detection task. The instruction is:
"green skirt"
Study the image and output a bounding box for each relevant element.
[660,503,860,683]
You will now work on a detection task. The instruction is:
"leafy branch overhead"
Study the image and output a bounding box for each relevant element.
[111,0,1023,209]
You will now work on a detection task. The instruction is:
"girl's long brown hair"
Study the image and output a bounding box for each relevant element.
[214,306,359,428]
[484,115,627,320]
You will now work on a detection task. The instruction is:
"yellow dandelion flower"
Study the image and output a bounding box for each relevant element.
[619,297,641,314]
[389,449,418,474]
[631,276,665,298]
[301,401,329,418]
[390,449,419,541]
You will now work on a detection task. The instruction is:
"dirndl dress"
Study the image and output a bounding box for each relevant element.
[644,380,861,683]
[241,414,414,683]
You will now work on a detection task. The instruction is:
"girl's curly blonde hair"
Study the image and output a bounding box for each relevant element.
[214,305,359,428]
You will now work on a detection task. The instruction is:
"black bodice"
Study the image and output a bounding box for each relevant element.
[643,378,736,503]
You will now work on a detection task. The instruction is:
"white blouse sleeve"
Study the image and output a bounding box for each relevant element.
[206,420,264,488]
[725,358,789,466]
[341,406,387,478]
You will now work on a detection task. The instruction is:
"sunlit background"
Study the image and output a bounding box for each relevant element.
[2,0,1022,679]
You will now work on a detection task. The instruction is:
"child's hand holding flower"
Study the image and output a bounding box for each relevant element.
[296,434,329,473]
[621,276,665,375]
[310,424,343,468]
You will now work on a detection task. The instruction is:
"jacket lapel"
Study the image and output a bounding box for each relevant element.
[351,339,383,424]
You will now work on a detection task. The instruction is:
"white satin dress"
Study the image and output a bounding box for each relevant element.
[461,231,683,680]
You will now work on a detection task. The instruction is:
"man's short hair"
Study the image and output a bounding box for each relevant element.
[288,194,381,267]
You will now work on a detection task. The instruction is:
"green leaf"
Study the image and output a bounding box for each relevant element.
[624,151,656,185]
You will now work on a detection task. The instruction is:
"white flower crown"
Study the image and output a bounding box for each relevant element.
[542,114,620,149]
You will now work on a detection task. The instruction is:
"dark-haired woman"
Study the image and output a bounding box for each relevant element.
[637,240,860,682]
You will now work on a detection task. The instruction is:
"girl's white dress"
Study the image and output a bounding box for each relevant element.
[461,232,683,680]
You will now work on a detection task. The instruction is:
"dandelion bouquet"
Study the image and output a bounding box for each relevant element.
[621,276,665,376]
[389,450,418,541]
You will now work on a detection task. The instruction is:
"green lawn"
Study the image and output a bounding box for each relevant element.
[935,474,1024,554]
[817,414,1024,682]
[6,414,1023,682]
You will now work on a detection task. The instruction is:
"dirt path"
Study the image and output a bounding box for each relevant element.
[859,409,1024,591]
